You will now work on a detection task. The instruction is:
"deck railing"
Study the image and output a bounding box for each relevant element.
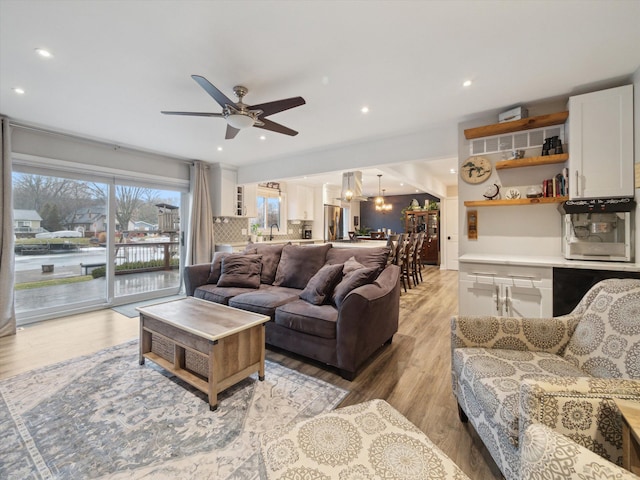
[114,241,179,273]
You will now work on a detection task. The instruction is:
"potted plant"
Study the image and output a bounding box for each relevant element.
[250,223,259,243]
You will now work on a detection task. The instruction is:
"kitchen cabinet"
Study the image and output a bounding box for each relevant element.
[236,184,257,217]
[458,263,553,317]
[211,165,237,217]
[288,185,314,220]
[567,84,634,199]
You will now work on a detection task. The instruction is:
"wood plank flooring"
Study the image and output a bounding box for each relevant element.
[0,266,502,479]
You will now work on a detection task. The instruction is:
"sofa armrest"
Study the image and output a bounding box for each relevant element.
[184,263,211,296]
[521,423,639,480]
[451,313,580,354]
[335,265,401,375]
[520,376,640,465]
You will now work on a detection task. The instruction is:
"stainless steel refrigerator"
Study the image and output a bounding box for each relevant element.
[324,204,344,241]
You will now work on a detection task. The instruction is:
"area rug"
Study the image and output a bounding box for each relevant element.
[0,340,348,479]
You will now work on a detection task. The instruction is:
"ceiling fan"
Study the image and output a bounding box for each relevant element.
[161,75,305,139]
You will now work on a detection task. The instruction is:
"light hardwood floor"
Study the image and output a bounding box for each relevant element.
[0,266,502,479]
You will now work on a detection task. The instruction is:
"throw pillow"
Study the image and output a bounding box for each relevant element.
[273,244,332,289]
[332,267,378,307]
[249,243,289,284]
[216,254,262,288]
[343,256,365,275]
[207,252,231,284]
[299,264,344,305]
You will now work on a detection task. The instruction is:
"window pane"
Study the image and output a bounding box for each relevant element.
[12,172,109,321]
[113,185,181,299]
[256,196,265,228]
[267,198,280,227]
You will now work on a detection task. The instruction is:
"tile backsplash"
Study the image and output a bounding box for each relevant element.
[213,217,309,244]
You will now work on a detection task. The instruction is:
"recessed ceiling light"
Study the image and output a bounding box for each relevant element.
[259,135,266,141]
[35,48,52,58]
[415,189,419,193]
[217,146,223,152]
[450,168,457,174]
[400,183,404,186]
[361,106,369,114]
[463,80,472,87]
[13,87,25,95]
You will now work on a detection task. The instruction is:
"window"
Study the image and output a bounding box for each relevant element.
[254,187,282,230]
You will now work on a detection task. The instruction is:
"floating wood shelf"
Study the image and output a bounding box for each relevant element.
[464,111,569,139]
[464,196,568,207]
[495,153,568,170]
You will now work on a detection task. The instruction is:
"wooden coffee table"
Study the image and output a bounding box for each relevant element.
[137,297,270,411]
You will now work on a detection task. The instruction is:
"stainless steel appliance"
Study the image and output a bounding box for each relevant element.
[324,204,344,242]
[303,229,312,239]
[560,198,635,262]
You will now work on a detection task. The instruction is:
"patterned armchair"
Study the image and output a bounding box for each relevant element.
[451,278,640,480]
[521,424,639,479]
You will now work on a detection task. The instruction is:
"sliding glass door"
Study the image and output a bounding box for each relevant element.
[12,170,185,325]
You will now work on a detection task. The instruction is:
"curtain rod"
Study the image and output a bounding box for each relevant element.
[8,120,194,166]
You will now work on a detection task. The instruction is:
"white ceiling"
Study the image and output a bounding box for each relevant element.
[1,0,639,197]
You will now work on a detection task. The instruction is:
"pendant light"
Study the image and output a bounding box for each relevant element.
[344,173,354,201]
[374,174,384,208]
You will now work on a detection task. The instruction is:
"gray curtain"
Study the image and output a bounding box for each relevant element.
[187,161,214,265]
[0,117,16,337]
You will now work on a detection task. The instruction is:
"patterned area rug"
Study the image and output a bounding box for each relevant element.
[0,340,348,480]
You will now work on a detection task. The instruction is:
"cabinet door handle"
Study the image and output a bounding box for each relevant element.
[471,271,497,276]
[505,286,511,316]
[495,285,501,313]
[575,170,579,197]
[508,274,536,280]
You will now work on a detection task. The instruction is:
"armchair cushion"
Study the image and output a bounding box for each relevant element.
[562,278,640,378]
[521,424,640,480]
[453,347,586,447]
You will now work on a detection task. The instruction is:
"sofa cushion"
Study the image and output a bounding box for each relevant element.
[207,251,231,284]
[216,254,262,288]
[229,285,302,318]
[245,243,288,284]
[194,284,258,305]
[274,299,338,339]
[325,246,390,273]
[273,243,332,289]
[452,347,587,447]
[332,266,378,307]
[299,264,344,305]
[562,278,640,378]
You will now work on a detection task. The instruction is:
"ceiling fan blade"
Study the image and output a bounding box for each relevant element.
[161,111,224,117]
[249,97,306,117]
[255,118,298,136]
[191,75,236,108]
[225,124,241,139]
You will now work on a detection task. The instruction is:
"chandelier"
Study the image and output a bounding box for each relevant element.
[374,175,392,212]
[344,173,354,201]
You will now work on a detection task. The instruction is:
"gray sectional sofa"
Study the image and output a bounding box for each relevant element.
[184,243,401,380]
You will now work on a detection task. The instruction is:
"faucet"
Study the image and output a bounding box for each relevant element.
[269,223,279,241]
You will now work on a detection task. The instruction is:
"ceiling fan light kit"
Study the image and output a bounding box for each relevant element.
[162,75,305,139]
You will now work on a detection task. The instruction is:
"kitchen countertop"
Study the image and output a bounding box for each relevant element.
[216,239,390,249]
[459,253,640,272]
[216,239,323,248]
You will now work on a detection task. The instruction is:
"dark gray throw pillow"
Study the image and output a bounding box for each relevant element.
[216,254,262,288]
[207,252,231,284]
[299,264,344,305]
[332,266,378,307]
[247,243,288,284]
[273,244,332,289]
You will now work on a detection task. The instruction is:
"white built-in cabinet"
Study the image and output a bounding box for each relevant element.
[458,263,553,318]
[567,84,634,199]
[287,185,314,220]
[236,184,257,217]
[211,165,237,217]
